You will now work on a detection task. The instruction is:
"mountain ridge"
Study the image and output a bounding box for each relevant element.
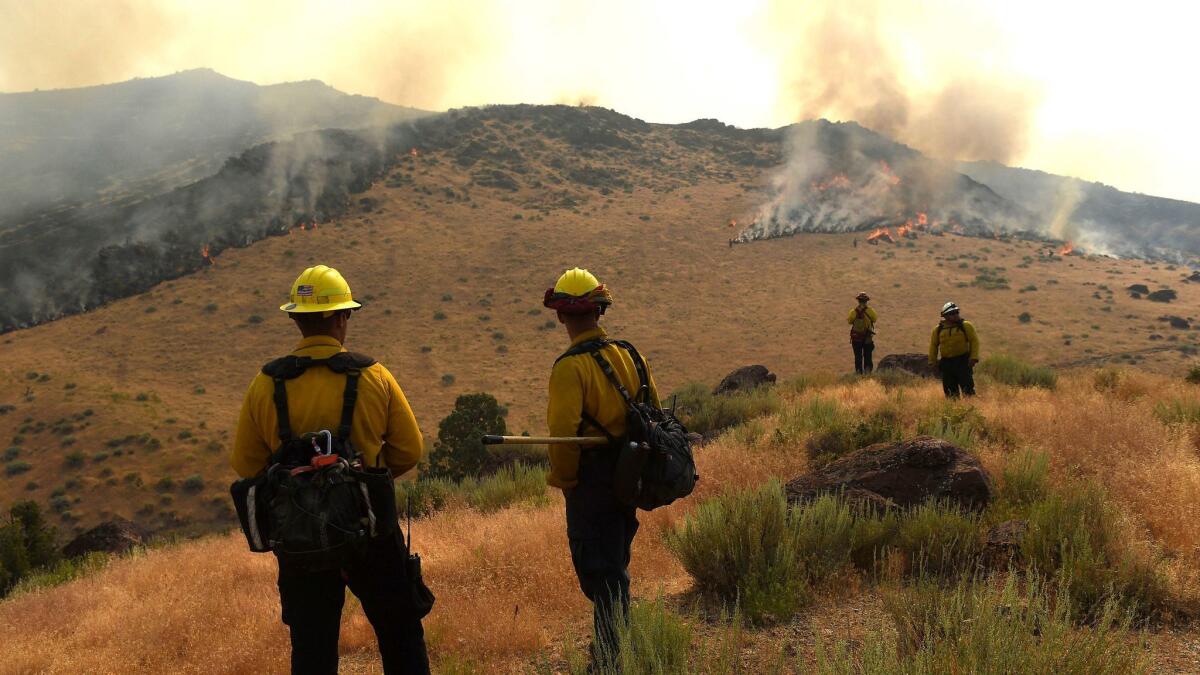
[0,69,429,226]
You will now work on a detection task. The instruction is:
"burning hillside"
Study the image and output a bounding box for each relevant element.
[737,120,1041,244]
[0,105,779,332]
[737,121,1200,261]
[4,101,1200,333]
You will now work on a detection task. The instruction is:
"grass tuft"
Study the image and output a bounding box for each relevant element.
[817,574,1147,674]
[977,354,1057,389]
[671,383,780,438]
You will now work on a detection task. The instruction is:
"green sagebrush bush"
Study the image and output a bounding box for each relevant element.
[893,501,982,578]
[999,449,1050,506]
[670,382,780,438]
[977,354,1057,389]
[1020,480,1171,623]
[463,462,549,513]
[1153,397,1200,425]
[817,574,1146,675]
[777,397,901,466]
[916,402,989,448]
[602,598,693,675]
[665,481,807,625]
[666,486,879,623]
[396,463,548,518]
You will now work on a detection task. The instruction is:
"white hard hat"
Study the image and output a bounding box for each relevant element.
[940,302,960,316]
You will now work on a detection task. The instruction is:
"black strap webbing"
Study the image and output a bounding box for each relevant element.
[555,338,653,442]
[339,372,361,441]
[265,352,373,444]
[273,378,292,442]
[555,339,650,402]
[579,410,616,444]
[611,340,650,404]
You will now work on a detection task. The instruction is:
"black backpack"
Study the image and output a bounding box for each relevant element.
[230,352,399,571]
[557,339,698,510]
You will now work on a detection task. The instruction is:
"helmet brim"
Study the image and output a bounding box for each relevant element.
[279,300,362,313]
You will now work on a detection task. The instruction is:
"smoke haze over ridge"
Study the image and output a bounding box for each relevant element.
[2,0,1198,203]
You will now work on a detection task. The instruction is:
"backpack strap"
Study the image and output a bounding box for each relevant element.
[588,350,635,407]
[272,377,294,442]
[555,338,610,365]
[579,410,616,445]
[263,355,316,380]
[610,340,651,404]
[554,338,648,442]
[327,351,377,373]
[261,351,377,444]
[339,371,361,442]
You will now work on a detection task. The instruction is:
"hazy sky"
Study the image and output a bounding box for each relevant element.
[2,0,1196,203]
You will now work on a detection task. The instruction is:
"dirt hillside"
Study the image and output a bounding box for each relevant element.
[2,109,1199,536]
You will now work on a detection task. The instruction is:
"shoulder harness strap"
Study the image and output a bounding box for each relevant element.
[610,340,650,404]
[554,338,610,365]
[553,338,650,441]
[261,351,377,443]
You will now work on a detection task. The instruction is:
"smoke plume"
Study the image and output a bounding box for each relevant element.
[768,0,1038,165]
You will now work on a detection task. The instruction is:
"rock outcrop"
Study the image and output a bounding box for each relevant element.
[876,353,939,379]
[63,518,146,558]
[713,365,776,395]
[980,519,1028,569]
[785,436,993,511]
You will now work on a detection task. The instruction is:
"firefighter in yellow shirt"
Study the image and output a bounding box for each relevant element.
[544,267,662,668]
[231,265,429,675]
[847,291,878,374]
[929,301,981,398]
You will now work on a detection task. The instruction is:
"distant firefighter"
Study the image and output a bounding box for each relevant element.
[929,301,981,398]
[848,292,877,374]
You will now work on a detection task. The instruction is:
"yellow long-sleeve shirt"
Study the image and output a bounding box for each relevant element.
[231,335,424,478]
[929,320,980,365]
[847,305,878,339]
[546,327,661,490]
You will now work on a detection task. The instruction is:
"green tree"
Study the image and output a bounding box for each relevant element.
[0,520,30,595]
[10,501,58,569]
[427,393,508,480]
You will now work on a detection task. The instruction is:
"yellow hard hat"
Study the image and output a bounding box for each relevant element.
[544,267,613,314]
[279,265,362,314]
[553,268,601,297]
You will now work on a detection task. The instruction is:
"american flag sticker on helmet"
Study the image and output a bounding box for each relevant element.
[297,285,314,296]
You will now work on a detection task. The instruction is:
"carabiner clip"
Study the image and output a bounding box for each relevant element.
[310,429,333,456]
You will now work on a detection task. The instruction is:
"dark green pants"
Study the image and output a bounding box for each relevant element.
[939,354,976,398]
[852,340,874,374]
[277,533,430,675]
[566,450,639,664]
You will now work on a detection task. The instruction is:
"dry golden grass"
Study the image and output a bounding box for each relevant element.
[7,369,1200,672]
[967,375,1200,559]
[0,408,809,674]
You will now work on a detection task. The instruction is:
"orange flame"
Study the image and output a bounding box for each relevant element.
[896,221,914,238]
[917,212,928,226]
[811,173,851,192]
[200,245,215,266]
[866,227,894,243]
[879,161,901,186]
[409,148,420,157]
[1058,241,1075,256]
[728,218,737,228]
